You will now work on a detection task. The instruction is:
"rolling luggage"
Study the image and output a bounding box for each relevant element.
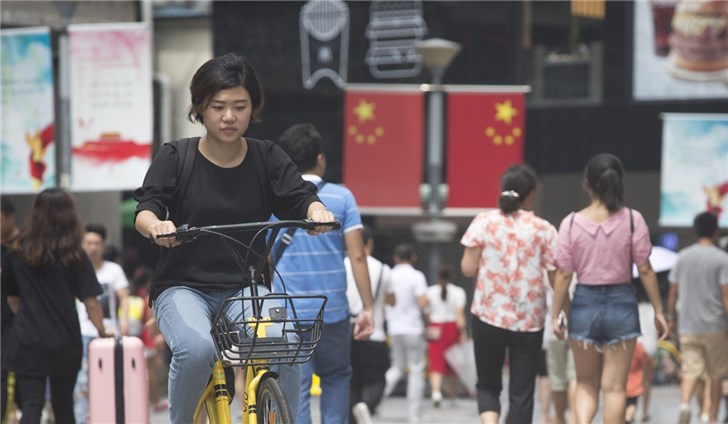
[88,283,149,423]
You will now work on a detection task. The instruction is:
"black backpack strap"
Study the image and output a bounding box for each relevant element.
[246,138,272,212]
[173,137,198,220]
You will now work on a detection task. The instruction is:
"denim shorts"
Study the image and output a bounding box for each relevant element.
[568,283,641,348]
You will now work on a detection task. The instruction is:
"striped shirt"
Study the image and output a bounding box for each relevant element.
[273,175,363,323]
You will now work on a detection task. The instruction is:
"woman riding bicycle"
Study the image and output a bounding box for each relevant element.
[134,52,335,423]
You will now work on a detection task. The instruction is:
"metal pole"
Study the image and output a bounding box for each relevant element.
[56,2,76,190]
[426,70,444,284]
[58,31,72,190]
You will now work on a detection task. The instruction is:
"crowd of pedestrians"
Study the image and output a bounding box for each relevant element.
[1,52,727,424]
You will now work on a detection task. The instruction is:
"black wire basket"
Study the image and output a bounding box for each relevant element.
[211,293,327,366]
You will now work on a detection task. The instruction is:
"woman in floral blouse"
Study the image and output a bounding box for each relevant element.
[460,164,558,424]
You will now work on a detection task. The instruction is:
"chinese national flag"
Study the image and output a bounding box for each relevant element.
[446,92,525,208]
[343,88,424,208]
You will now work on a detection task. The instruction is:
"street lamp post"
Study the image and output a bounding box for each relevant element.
[413,38,461,284]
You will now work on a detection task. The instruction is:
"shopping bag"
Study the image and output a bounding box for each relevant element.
[444,339,477,396]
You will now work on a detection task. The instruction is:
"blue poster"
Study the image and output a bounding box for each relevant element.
[1,27,55,193]
[660,114,728,227]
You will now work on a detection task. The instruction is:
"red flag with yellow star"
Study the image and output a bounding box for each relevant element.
[343,87,424,208]
[446,92,525,208]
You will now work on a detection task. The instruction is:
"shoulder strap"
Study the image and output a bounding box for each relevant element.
[246,138,272,212]
[372,261,385,301]
[568,211,576,243]
[629,208,634,277]
[174,137,198,220]
[270,180,327,267]
[270,227,296,268]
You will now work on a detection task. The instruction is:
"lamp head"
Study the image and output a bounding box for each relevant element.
[415,38,462,81]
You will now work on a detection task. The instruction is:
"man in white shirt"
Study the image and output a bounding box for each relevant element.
[74,224,130,424]
[345,225,395,423]
[383,244,429,423]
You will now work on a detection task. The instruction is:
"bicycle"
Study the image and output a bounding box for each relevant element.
[157,219,340,424]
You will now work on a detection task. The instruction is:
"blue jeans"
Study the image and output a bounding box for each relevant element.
[297,318,352,424]
[153,285,300,424]
[73,334,94,424]
[568,283,641,348]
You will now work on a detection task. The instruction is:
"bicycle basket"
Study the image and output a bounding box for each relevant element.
[211,293,327,367]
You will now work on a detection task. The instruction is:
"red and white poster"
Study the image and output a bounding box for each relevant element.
[342,85,424,210]
[446,89,526,209]
[69,23,153,191]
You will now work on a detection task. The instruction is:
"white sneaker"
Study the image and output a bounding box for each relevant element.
[432,390,443,408]
[353,402,373,424]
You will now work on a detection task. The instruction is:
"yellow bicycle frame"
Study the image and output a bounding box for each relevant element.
[194,317,276,424]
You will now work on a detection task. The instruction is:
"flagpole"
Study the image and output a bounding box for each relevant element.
[414,39,461,285]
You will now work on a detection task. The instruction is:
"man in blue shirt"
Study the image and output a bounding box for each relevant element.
[276,123,374,424]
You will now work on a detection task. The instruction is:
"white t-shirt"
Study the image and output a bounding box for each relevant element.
[385,263,428,336]
[345,256,393,342]
[77,261,129,337]
[425,283,466,323]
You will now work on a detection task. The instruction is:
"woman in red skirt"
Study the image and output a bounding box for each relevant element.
[425,265,467,407]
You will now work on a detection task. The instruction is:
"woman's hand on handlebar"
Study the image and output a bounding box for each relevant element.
[149,220,182,248]
[307,206,336,235]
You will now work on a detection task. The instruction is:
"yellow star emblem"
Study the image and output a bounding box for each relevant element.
[354,100,375,123]
[494,99,517,126]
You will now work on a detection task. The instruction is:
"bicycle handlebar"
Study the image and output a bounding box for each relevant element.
[151,219,341,319]
[154,219,341,243]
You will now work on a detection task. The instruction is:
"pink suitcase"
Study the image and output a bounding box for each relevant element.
[88,336,149,423]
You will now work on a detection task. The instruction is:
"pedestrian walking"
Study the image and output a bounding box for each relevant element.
[1,188,108,423]
[461,163,558,424]
[625,340,650,424]
[74,224,131,423]
[346,225,395,424]
[1,196,21,423]
[384,244,429,423]
[275,122,374,424]
[425,264,467,408]
[545,275,577,424]
[667,211,728,424]
[551,153,668,424]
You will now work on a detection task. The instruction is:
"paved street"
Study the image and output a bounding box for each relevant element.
[149,382,718,423]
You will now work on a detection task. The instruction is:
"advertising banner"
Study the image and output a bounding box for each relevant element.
[342,85,424,209]
[633,0,728,100]
[660,114,728,227]
[446,90,525,209]
[1,27,56,193]
[69,23,153,191]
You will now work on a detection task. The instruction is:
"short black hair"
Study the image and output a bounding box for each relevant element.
[693,212,718,239]
[103,245,120,262]
[393,243,416,262]
[1,196,15,215]
[187,52,265,124]
[85,223,107,241]
[278,123,323,173]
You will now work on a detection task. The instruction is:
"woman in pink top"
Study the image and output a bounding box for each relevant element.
[461,164,558,424]
[551,153,668,424]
